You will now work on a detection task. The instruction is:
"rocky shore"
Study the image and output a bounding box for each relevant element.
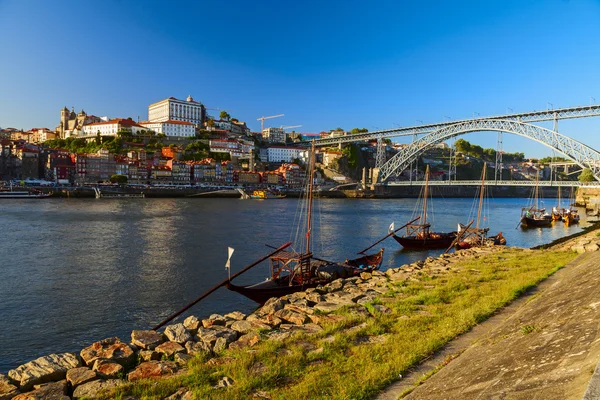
[1,236,597,399]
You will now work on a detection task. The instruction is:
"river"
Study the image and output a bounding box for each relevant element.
[0,197,592,372]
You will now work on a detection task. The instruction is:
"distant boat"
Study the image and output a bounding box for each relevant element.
[248,190,286,199]
[0,186,51,199]
[520,171,552,228]
[563,186,580,225]
[391,165,457,249]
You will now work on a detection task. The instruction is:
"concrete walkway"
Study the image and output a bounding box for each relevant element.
[378,252,600,399]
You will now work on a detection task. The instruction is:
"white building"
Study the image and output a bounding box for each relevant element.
[266,146,305,163]
[139,120,195,138]
[148,95,206,126]
[262,127,286,143]
[209,138,255,158]
[82,118,146,138]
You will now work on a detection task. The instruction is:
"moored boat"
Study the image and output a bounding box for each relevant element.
[226,141,385,304]
[455,163,506,250]
[519,171,553,228]
[391,165,457,249]
[0,188,52,199]
[248,190,286,199]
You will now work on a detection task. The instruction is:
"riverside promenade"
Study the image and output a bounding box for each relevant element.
[379,228,600,399]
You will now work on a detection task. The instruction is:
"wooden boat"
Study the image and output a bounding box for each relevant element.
[226,249,384,304]
[455,163,506,250]
[563,187,580,225]
[226,141,385,304]
[248,190,286,199]
[519,171,552,228]
[391,165,457,249]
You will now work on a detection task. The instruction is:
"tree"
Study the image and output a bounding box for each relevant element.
[156,133,166,139]
[219,111,231,120]
[350,128,368,134]
[110,174,128,184]
[579,168,595,182]
[206,118,215,127]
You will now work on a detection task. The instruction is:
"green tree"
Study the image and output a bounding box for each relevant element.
[579,168,595,182]
[110,174,128,184]
[219,110,231,120]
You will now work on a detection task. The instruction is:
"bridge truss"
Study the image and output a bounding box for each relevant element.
[312,105,600,147]
[378,119,600,182]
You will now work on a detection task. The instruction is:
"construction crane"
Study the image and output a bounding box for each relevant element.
[281,125,302,130]
[257,114,284,131]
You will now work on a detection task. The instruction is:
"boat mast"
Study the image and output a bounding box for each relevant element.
[423,165,430,226]
[306,140,316,254]
[476,163,486,230]
[535,170,540,210]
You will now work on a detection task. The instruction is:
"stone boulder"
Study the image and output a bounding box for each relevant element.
[229,332,260,350]
[13,380,68,400]
[131,330,164,350]
[246,314,282,328]
[92,359,124,379]
[201,314,227,328]
[183,315,201,333]
[224,311,246,321]
[313,301,346,313]
[196,327,238,348]
[185,340,212,357]
[230,320,255,334]
[164,323,192,344]
[274,309,309,325]
[0,374,19,399]
[165,387,194,400]
[65,367,97,388]
[127,361,177,382]
[80,337,135,367]
[138,349,161,362]
[155,341,186,358]
[259,298,288,315]
[72,379,123,400]
[8,353,81,391]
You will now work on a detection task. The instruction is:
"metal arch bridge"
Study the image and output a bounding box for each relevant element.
[311,105,600,146]
[303,105,600,183]
[378,119,600,182]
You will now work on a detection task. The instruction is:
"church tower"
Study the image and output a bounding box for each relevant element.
[60,107,69,137]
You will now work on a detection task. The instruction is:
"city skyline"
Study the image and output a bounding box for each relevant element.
[1,0,600,157]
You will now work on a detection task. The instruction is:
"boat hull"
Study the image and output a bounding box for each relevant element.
[227,248,384,304]
[392,233,457,249]
[520,216,552,227]
[226,279,323,304]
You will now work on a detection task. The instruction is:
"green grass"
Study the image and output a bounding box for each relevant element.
[101,249,576,400]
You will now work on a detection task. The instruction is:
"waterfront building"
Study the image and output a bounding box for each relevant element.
[266,146,305,163]
[16,148,40,179]
[75,149,116,183]
[262,171,284,185]
[147,95,206,127]
[139,120,195,138]
[233,170,262,184]
[168,160,191,185]
[82,118,146,138]
[151,165,172,183]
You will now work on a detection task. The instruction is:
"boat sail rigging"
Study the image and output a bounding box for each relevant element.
[519,170,552,228]
[390,165,457,249]
[226,141,384,304]
[455,163,506,249]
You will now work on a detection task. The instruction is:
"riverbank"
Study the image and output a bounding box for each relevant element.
[5,229,599,399]
[380,226,600,399]
[22,183,588,199]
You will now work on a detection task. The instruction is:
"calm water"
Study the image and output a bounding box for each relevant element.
[0,197,592,372]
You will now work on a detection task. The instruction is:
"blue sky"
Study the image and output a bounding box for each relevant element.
[1,0,600,157]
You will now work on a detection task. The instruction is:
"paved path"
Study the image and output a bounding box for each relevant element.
[378,252,600,399]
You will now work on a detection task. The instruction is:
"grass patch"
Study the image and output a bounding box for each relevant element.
[101,249,576,400]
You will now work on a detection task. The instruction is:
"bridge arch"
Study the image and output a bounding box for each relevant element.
[378,119,600,182]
